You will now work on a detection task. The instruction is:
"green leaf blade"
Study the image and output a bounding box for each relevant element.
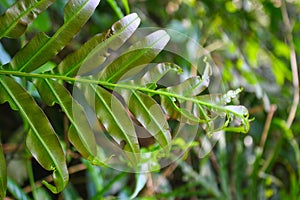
[35,78,98,162]
[90,85,140,159]
[124,90,171,150]
[99,30,170,83]
[0,0,55,39]
[165,61,211,97]
[8,0,101,72]
[133,62,183,88]
[59,13,141,77]
[0,75,68,193]
[160,95,201,125]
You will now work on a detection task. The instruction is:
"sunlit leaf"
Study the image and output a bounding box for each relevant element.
[0,0,55,38]
[7,0,101,72]
[0,76,68,193]
[98,30,170,83]
[0,144,6,200]
[59,13,140,77]
[32,61,56,74]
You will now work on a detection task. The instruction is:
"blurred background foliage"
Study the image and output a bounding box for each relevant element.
[0,0,299,199]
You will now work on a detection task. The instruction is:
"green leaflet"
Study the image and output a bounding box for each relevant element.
[0,144,6,200]
[158,67,249,133]
[223,105,250,133]
[85,84,140,163]
[166,76,208,98]
[7,0,101,72]
[132,62,183,89]
[98,30,170,83]
[196,89,243,106]
[59,13,141,77]
[160,95,201,125]
[0,0,55,38]
[35,78,102,164]
[0,76,68,193]
[122,90,171,150]
[165,61,211,98]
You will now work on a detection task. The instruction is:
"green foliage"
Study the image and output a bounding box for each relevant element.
[4,0,298,199]
[0,0,55,38]
[0,144,6,199]
[0,0,250,197]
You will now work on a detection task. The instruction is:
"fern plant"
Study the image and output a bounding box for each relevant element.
[0,0,250,197]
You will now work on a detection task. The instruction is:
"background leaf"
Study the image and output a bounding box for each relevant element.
[0,0,55,38]
[7,177,31,200]
[129,173,147,199]
[0,144,6,200]
[0,76,68,193]
[106,0,124,18]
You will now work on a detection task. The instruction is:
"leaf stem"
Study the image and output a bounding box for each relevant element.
[0,69,249,130]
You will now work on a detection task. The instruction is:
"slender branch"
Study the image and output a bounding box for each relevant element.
[259,104,277,149]
[281,0,299,129]
[23,163,86,193]
[280,0,300,180]
[0,69,250,129]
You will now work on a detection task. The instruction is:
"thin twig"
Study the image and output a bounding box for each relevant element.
[259,104,277,149]
[281,0,299,129]
[22,163,86,193]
